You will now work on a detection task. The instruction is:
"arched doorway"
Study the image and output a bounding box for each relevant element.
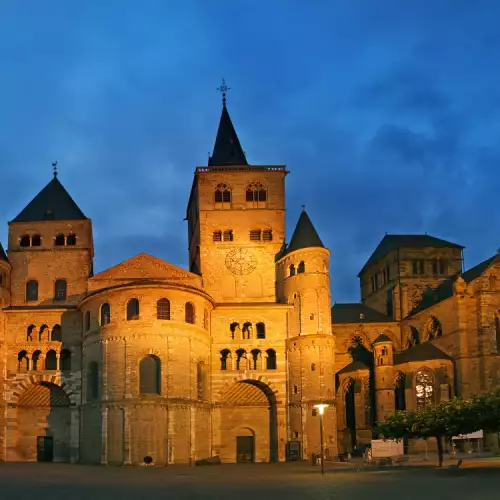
[220,380,278,463]
[14,382,71,462]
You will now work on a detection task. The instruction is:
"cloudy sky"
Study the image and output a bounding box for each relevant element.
[1,0,499,303]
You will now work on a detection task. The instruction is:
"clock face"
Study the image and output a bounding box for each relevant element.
[225,248,257,275]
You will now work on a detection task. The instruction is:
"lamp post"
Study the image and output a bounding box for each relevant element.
[314,403,329,475]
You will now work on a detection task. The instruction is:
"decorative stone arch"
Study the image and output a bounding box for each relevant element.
[423,315,442,341]
[217,373,278,401]
[379,329,399,349]
[393,371,406,388]
[11,375,75,405]
[138,347,162,360]
[345,331,373,352]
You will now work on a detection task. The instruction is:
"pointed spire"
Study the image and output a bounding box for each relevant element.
[12,175,87,223]
[0,242,8,262]
[209,79,248,166]
[286,209,324,255]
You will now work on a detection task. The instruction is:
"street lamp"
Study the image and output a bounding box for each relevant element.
[314,403,329,475]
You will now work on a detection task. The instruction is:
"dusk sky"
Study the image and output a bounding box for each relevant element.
[1,0,499,303]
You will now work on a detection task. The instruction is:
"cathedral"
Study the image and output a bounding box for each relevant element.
[0,96,499,464]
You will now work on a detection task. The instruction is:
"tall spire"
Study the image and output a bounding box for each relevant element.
[286,209,324,255]
[209,79,248,167]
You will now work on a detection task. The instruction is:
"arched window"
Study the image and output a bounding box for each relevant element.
[395,373,406,411]
[31,234,41,247]
[139,355,161,395]
[415,370,434,410]
[18,350,29,371]
[39,324,49,342]
[230,322,240,339]
[157,299,171,320]
[213,231,222,242]
[262,229,272,241]
[55,234,65,246]
[87,361,99,401]
[223,230,233,242]
[220,349,230,370]
[54,279,67,300]
[27,324,36,341]
[32,350,42,371]
[242,322,252,339]
[20,235,31,247]
[424,316,442,341]
[251,349,261,370]
[236,349,246,370]
[293,385,298,394]
[246,182,267,203]
[266,349,277,370]
[127,298,140,320]
[197,361,206,399]
[26,280,38,301]
[185,302,195,324]
[51,324,62,342]
[100,303,111,325]
[298,261,305,273]
[85,311,91,332]
[66,233,76,246]
[214,183,231,203]
[60,349,71,371]
[289,265,295,277]
[311,363,316,372]
[256,322,266,339]
[45,350,57,370]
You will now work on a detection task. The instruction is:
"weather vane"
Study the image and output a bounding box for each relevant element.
[52,160,58,177]
[217,78,230,106]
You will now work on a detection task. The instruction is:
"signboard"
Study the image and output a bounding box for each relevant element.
[452,430,484,440]
[371,439,404,458]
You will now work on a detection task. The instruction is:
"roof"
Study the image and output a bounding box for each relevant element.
[286,210,324,255]
[410,254,498,315]
[331,303,394,324]
[358,234,464,276]
[373,333,393,344]
[395,342,452,364]
[208,105,248,166]
[12,175,87,223]
[337,360,370,375]
[0,242,7,262]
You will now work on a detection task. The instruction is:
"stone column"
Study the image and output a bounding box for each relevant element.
[100,407,108,465]
[190,405,196,464]
[167,406,175,464]
[70,407,80,463]
[56,353,60,371]
[123,406,131,465]
[102,340,108,400]
[401,284,409,319]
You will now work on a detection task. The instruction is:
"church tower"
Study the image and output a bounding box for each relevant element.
[277,209,337,460]
[7,171,93,307]
[186,85,287,302]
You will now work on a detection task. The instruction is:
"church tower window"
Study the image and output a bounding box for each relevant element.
[20,235,31,247]
[298,261,305,273]
[262,229,272,241]
[223,230,233,241]
[213,231,222,242]
[54,279,67,301]
[249,229,261,241]
[66,233,76,246]
[55,234,65,246]
[246,182,267,204]
[214,184,231,206]
[26,280,38,301]
[31,234,41,247]
[256,322,266,339]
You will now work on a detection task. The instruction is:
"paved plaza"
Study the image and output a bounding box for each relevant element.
[0,461,499,500]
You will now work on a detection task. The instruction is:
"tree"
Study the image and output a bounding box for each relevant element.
[376,397,480,467]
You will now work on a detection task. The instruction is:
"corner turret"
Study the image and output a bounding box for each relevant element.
[373,333,395,420]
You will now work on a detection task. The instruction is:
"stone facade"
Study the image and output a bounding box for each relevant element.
[1,104,499,465]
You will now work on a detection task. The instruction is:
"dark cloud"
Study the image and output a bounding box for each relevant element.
[1,1,500,304]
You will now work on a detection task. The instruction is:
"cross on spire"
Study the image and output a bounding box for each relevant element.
[217,78,230,107]
[52,161,58,177]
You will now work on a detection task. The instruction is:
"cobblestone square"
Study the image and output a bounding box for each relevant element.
[1,462,500,500]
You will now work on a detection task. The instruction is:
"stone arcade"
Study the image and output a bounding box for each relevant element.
[1,96,500,464]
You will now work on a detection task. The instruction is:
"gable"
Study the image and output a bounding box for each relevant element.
[89,253,202,286]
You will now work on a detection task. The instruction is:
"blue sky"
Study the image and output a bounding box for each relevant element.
[1,0,499,303]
